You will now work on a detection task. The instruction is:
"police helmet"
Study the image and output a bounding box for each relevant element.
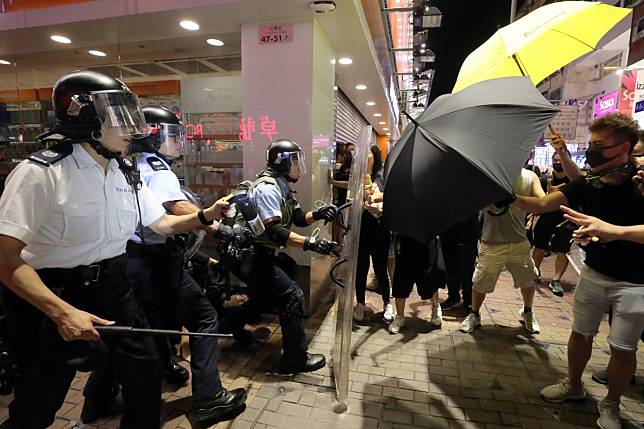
[134,106,184,159]
[266,139,306,181]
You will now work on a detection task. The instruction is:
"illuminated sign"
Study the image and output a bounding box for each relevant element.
[594,91,619,118]
[258,24,293,44]
[239,115,280,142]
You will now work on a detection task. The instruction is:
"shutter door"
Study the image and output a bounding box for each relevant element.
[335,88,369,145]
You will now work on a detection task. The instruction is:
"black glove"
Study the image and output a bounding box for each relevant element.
[214,224,234,241]
[303,236,337,255]
[493,194,516,208]
[312,204,338,224]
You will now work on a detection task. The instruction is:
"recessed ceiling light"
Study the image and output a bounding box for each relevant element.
[338,57,353,65]
[373,113,382,117]
[203,88,213,92]
[88,50,106,57]
[386,132,391,136]
[355,84,367,90]
[378,121,386,125]
[330,59,336,64]
[207,38,224,46]
[0,59,10,65]
[383,128,389,131]
[50,35,71,44]
[333,85,338,91]
[366,101,376,106]
[180,20,200,31]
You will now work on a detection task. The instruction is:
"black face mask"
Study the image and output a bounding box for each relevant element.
[552,163,564,173]
[585,142,624,169]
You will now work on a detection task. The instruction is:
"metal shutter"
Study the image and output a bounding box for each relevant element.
[335,88,369,145]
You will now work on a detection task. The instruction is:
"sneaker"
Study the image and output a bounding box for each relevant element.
[430,305,443,326]
[592,369,608,385]
[534,266,542,283]
[540,378,586,403]
[597,399,621,429]
[388,315,405,334]
[520,309,540,333]
[459,312,481,333]
[441,296,462,310]
[383,303,395,323]
[353,303,365,322]
[366,278,379,291]
[549,280,564,297]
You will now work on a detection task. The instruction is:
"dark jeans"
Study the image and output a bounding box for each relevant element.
[356,212,391,304]
[439,216,479,307]
[4,255,161,429]
[85,251,223,402]
[221,250,308,359]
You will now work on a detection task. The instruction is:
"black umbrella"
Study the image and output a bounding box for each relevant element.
[383,76,559,244]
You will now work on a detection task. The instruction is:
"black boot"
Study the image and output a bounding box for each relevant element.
[279,352,326,374]
[81,396,123,424]
[163,358,189,385]
[191,388,247,426]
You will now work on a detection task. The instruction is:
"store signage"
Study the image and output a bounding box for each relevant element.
[549,105,578,140]
[239,115,280,142]
[258,24,293,44]
[594,91,619,118]
[619,70,637,117]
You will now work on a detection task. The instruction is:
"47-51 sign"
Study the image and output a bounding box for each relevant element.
[259,24,293,44]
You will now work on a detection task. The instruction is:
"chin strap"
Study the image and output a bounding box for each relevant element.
[585,163,634,183]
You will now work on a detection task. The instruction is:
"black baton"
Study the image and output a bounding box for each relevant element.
[95,326,233,338]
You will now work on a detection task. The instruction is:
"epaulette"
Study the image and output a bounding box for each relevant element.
[28,142,73,166]
[146,156,169,171]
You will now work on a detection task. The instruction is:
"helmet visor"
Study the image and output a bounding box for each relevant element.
[154,123,184,159]
[92,91,148,137]
[288,150,307,176]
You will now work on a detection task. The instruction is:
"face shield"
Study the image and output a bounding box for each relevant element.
[92,91,149,138]
[285,150,306,177]
[152,123,184,159]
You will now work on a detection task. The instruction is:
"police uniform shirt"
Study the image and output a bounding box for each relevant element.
[250,177,299,222]
[129,152,185,245]
[0,144,166,269]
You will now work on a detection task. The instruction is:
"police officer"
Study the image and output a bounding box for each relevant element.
[81,106,246,426]
[220,139,337,374]
[0,71,235,429]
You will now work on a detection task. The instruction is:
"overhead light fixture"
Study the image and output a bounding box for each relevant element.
[355,84,367,90]
[373,113,382,117]
[378,121,386,125]
[50,35,71,44]
[88,50,106,57]
[338,57,353,65]
[207,38,224,46]
[0,59,11,65]
[366,101,376,106]
[383,127,389,131]
[180,20,200,31]
[202,88,213,92]
[333,85,338,91]
[330,59,336,64]
[386,132,391,136]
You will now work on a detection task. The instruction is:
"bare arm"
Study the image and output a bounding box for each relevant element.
[165,200,222,233]
[0,235,113,341]
[149,199,229,236]
[549,125,581,180]
[515,191,568,214]
[531,173,546,198]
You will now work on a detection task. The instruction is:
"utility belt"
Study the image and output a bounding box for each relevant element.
[126,240,167,257]
[127,238,185,291]
[36,254,127,288]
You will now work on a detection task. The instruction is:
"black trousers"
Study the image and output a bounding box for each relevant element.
[439,216,479,306]
[355,212,391,304]
[221,251,308,359]
[85,251,223,402]
[4,255,161,429]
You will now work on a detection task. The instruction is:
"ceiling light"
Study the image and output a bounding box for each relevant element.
[378,121,386,125]
[180,20,200,31]
[0,59,10,65]
[355,84,367,90]
[88,50,106,57]
[338,57,353,65]
[330,59,336,64]
[207,38,224,46]
[50,35,71,44]
[373,113,382,117]
[366,101,376,106]
[203,88,213,92]
[333,85,338,91]
[383,127,389,131]
[386,132,391,136]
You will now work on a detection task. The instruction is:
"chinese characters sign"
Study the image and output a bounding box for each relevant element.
[258,24,293,44]
[239,115,279,142]
[548,105,578,141]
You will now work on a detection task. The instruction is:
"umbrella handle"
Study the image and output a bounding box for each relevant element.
[330,257,348,288]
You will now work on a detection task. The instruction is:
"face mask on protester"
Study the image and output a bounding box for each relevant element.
[552,163,563,173]
[585,142,628,171]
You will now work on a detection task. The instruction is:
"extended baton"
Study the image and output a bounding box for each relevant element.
[95,326,233,338]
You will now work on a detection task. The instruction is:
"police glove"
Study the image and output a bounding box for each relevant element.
[312,204,338,224]
[214,224,234,242]
[493,194,516,208]
[303,236,337,255]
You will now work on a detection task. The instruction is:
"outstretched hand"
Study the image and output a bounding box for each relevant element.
[560,205,620,245]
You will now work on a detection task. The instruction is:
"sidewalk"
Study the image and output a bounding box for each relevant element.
[0,253,642,428]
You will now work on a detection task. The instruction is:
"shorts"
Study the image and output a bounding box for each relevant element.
[472,240,537,294]
[532,212,572,254]
[572,265,644,352]
[392,235,438,300]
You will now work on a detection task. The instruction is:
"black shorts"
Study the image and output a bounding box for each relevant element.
[392,235,439,299]
[532,211,572,254]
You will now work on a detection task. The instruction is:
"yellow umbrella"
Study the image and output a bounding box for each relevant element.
[453,1,631,93]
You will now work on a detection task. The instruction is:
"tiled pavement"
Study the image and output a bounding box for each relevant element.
[0,254,642,429]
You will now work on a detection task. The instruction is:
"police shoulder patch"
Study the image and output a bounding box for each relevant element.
[146,157,168,171]
[28,143,73,166]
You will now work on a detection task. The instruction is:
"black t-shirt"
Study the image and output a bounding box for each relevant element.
[561,174,644,283]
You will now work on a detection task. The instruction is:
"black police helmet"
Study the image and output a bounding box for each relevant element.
[266,139,302,175]
[142,106,181,126]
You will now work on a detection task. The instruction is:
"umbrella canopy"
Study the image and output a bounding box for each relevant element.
[383,76,559,244]
[453,1,630,93]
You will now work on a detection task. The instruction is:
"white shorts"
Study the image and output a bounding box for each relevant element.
[572,265,644,352]
[472,240,537,294]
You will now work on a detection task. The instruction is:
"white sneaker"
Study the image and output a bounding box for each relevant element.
[520,309,540,333]
[430,305,442,326]
[459,312,481,333]
[353,303,365,322]
[597,399,622,429]
[540,378,586,403]
[388,315,405,334]
[383,303,395,323]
